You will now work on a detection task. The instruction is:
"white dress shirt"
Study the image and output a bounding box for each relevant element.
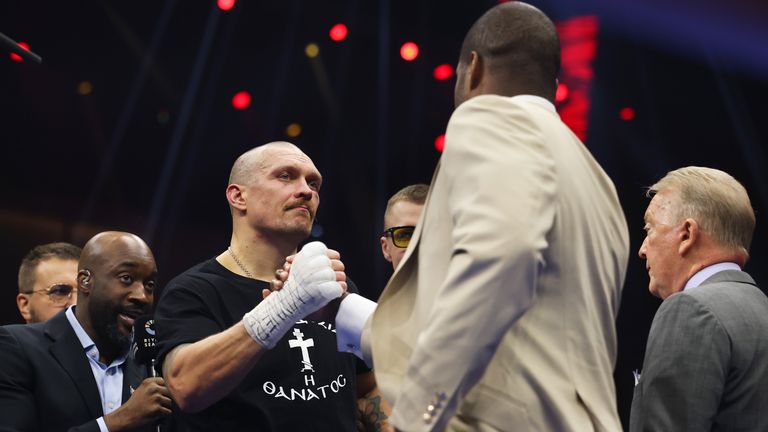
[335,293,377,364]
[684,262,741,291]
[65,306,128,432]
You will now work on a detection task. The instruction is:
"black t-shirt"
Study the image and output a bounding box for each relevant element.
[155,258,366,431]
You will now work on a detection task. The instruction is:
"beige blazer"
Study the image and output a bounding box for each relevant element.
[366,94,629,431]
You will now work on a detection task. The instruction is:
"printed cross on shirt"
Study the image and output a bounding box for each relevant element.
[288,328,315,372]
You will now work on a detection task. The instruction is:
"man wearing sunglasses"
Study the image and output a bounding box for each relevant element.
[379,184,428,272]
[16,242,81,324]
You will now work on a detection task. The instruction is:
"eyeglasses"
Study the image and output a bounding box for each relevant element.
[24,283,76,305]
[381,226,415,248]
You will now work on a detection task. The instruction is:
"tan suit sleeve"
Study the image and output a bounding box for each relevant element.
[389,96,558,431]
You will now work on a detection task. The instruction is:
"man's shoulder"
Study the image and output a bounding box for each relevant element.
[658,278,768,335]
[454,94,554,116]
[1,320,48,340]
[686,271,765,306]
[164,258,227,292]
[1,324,28,350]
[0,321,51,363]
[158,258,268,307]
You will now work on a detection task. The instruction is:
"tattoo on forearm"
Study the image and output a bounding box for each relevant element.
[357,394,390,432]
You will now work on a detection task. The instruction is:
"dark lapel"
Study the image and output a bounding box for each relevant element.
[44,311,104,418]
[122,357,146,403]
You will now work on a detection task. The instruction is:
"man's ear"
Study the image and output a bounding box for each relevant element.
[226,184,248,212]
[469,51,484,91]
[16,294,31,323]
[678,218,699,256]
[78,269,92,295]
[380,237,392,263]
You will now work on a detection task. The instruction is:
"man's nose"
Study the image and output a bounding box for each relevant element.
[295,178,313,198]
[128,283,151,304]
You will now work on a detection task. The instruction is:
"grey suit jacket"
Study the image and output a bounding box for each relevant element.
[630,269,768,431]
[0,310,148,432]
[367,95,629,431]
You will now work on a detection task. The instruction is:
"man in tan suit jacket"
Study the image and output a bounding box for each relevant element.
[311,3,630,431]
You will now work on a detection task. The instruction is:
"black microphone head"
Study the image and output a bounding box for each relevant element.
[131,315,157,365]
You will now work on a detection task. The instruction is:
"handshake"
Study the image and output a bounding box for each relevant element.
[242,241,347,348]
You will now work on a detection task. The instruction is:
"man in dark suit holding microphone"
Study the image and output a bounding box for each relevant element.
[0,231,171,431]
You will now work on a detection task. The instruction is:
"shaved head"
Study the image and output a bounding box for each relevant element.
[456,1,560,103]
[229,141,301,186]
[77,231,157,360]
[79,231,154,272]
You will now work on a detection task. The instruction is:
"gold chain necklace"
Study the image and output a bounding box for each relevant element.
[227,247,254,279]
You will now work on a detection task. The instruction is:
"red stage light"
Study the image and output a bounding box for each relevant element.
[434,134,446,152]
[329,23,348,42]
[232,91,251,110]
[555,83,569,103]
[619,107,635,121]
[400,42,419,61]
[555,15,599,141]
[10,42,30,62]
[217,0,236,11]
[433,64,454,81]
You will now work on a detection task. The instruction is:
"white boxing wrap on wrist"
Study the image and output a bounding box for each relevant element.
[242,241,343,348]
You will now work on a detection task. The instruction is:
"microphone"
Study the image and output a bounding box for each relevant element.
[131,315,158,377]
[0,32,42,64]
[131,316,163,432]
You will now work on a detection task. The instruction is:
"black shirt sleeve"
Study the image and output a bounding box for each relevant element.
[155,274,226,368]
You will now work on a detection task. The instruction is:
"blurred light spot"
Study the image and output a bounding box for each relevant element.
[329,23,348,42]
[77,81,93,95]
[10,42,30,62]
[157,109,170,124]
[433,64,454,81]
[232,91,251,110]
[217,0,236,11]
[619,107,636,121]
[555,83,569,103]
[305,43,319,58]
[286,123,302,137]
[434,134,445,152]
[400,42,419,61]
[311,223,324,238]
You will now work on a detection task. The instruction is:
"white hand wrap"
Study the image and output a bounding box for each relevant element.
[242,241,342,348]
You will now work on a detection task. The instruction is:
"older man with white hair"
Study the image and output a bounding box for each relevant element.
[631,166,768,431]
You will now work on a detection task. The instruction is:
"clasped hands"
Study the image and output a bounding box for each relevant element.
[265,241,348,322]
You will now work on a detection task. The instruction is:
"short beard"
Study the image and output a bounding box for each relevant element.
[91,303,131,354]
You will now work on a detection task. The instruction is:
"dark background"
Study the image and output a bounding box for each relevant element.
[2,0,767,427]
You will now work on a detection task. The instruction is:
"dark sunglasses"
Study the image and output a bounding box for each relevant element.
[26,283,76,305]
[381,225,415,248]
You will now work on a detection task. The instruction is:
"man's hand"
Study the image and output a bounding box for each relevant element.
[103,377,171,431]
[244,241,346,348]
[266,248,348,322]
[265,248,347,298]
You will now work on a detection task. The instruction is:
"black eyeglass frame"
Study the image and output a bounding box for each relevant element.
[23,283,76,305]
[381,225,416,248]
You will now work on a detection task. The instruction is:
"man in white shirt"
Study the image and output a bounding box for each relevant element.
[630,166,768,431]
